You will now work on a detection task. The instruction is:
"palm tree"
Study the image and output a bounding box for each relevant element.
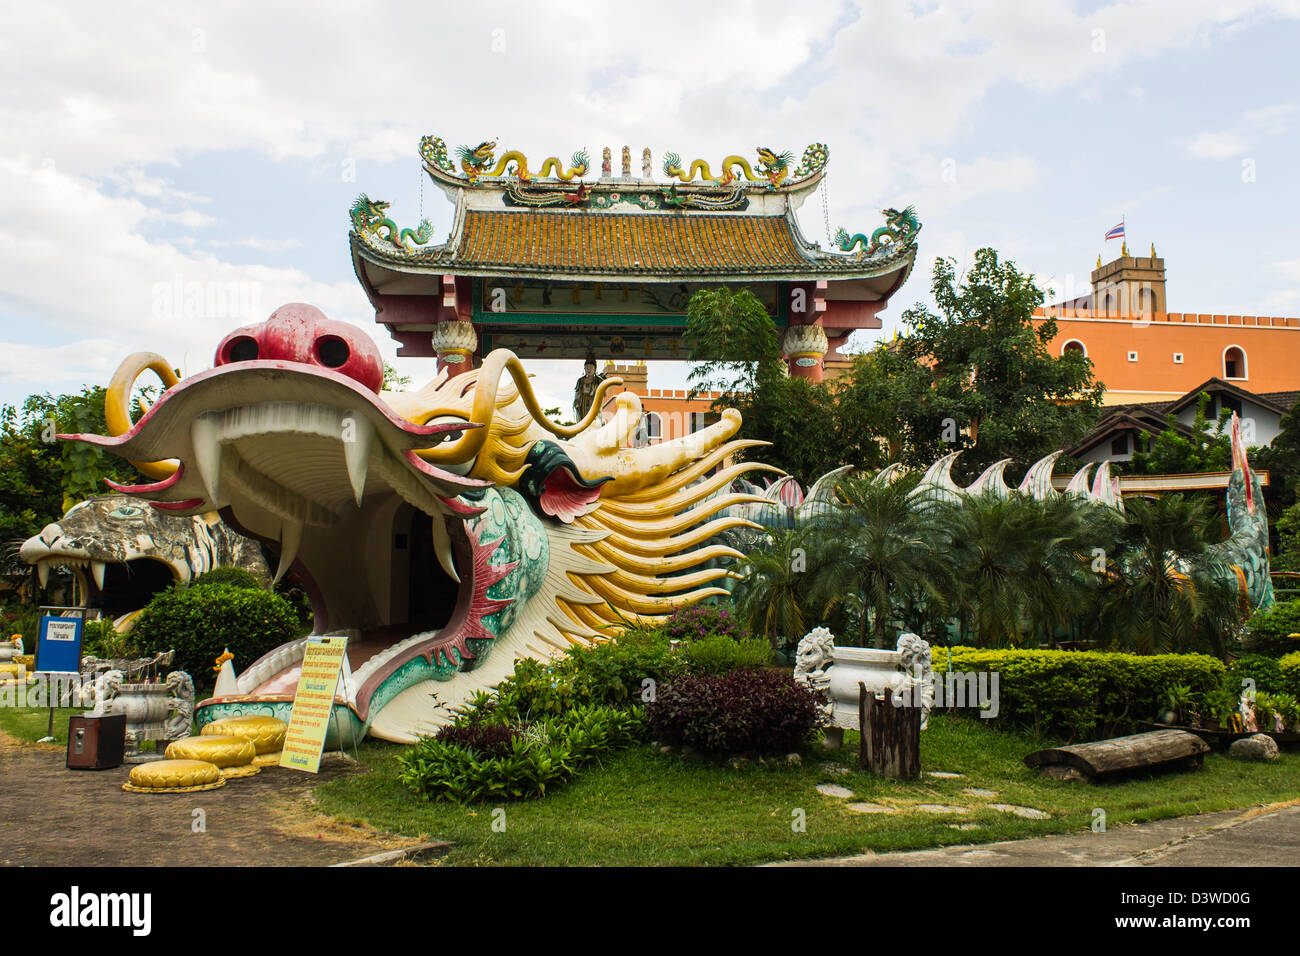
[730,529,814,652]
[1100,494,1244,655]
[804,473,951,648]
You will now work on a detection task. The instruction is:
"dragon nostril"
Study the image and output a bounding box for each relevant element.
[316,336,350,369]
[227,337,259,362]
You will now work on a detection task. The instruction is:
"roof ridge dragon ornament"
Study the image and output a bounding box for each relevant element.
[349,194,432,251]
[662,146,794,187]
[442,138,590,183]
[836,205,921,257]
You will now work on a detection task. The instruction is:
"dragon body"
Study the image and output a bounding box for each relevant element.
[662,147,794,187]
[455,140,589,182]
[719,435,1273,614]
[836,205,921,256]
[349,194,431,250]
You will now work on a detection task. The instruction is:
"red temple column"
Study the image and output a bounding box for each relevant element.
[782,324,828,382]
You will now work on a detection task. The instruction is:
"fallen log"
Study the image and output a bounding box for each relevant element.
[1023,729,1210,781]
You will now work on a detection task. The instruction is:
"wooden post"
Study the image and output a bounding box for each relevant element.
[858,682,921,779]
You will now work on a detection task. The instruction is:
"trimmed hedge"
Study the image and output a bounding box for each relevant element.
[1243,599,1300,657]
[191,567,265,590]
[130,583,301,680]
[1279,652,1300,697]
[930,647,1226,740]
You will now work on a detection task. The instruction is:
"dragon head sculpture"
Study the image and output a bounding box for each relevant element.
[64,303,766,742]
[19,495,270,629]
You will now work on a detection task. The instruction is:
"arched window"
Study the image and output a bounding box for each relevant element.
[1138,286,1157,315]
[1061,339,1087,358]
[1102,292,1116,315]
[1223,345,1247,379]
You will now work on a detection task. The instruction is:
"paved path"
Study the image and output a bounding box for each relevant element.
[771,801,1300,866]
[0,732,423,867]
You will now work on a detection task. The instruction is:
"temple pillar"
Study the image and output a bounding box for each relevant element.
[782,324,828,382]
[432,320,477,376]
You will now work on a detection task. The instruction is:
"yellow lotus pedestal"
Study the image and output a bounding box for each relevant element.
[122,759,226,793]
[202,716,286,754]
[165,735,258,778]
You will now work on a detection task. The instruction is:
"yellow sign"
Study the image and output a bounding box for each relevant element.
[280,636,348,773]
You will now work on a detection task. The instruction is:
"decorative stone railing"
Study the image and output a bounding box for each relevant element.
[792,627,934,748]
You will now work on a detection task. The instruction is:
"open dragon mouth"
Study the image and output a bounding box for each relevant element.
[61,354,523,737]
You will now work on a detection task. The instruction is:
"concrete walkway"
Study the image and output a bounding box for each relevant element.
[771,801,1300,866]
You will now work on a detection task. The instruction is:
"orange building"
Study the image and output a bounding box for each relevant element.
[1035,246,1300,405]
[598,361,722,444]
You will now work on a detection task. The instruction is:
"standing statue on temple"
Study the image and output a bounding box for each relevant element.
[573,352,606,420]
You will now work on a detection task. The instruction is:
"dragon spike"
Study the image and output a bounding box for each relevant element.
[967,458,1013,498]
[916,451,962,492]
[764,476,797,503]
[1064,462,1096,497]
[1112,474,1126,514]
[910,451,963,505]
[872,463,906,485]
[1018,451,1063,500]
[1089,461,1121,510]
[805,465,852,502]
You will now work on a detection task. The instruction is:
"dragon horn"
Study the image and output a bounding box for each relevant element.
[413,348,620,464]
[104,352,182,480]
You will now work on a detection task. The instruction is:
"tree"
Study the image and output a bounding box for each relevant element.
[1124,392,1234,475]
[1095,494,1243,655]
[730,529,814,652]
[0,387,141,574]
[898,249,1105,479]
[803,473,951,648]
[684,287,846,485]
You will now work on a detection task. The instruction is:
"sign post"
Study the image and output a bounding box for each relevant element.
[34,606,87,743]
[279,636,349,773]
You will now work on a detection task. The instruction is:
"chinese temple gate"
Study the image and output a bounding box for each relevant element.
[350,137,920,382]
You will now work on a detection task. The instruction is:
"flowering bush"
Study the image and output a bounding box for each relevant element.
[646,669,820,756]
[659,604,746,643]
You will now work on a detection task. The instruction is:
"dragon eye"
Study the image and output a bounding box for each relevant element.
[316,336,350,368]
[109,506,143,519]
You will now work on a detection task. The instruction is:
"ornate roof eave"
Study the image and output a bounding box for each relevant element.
[350,227,917,286]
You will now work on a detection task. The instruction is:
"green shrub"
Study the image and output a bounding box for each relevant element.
[646,669,819,756]
[679,635,772,674]
[81,619,137,659]
[191,567,265,590]
[931,647,1226,740]
[474,628,771,722]
[398,704,643,802]
[130,583,300,679]
[1279,652,1300,697]
[1242,599,1300,657]
[1228,654,1283,696]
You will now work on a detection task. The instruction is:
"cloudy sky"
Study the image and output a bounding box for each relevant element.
[2,0,1298,413]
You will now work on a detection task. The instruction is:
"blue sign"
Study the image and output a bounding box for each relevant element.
[35,615,83,675]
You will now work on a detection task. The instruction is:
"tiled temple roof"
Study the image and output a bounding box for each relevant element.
[351,209,915,281]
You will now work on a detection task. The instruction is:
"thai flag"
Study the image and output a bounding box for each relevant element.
[1104,220,1125,241]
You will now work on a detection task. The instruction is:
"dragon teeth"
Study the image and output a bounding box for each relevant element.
[37,561,49,587]
[92,561,106,590]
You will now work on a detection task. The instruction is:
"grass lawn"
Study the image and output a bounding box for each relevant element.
[314,715,1300,866]
[0,706,81,746]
